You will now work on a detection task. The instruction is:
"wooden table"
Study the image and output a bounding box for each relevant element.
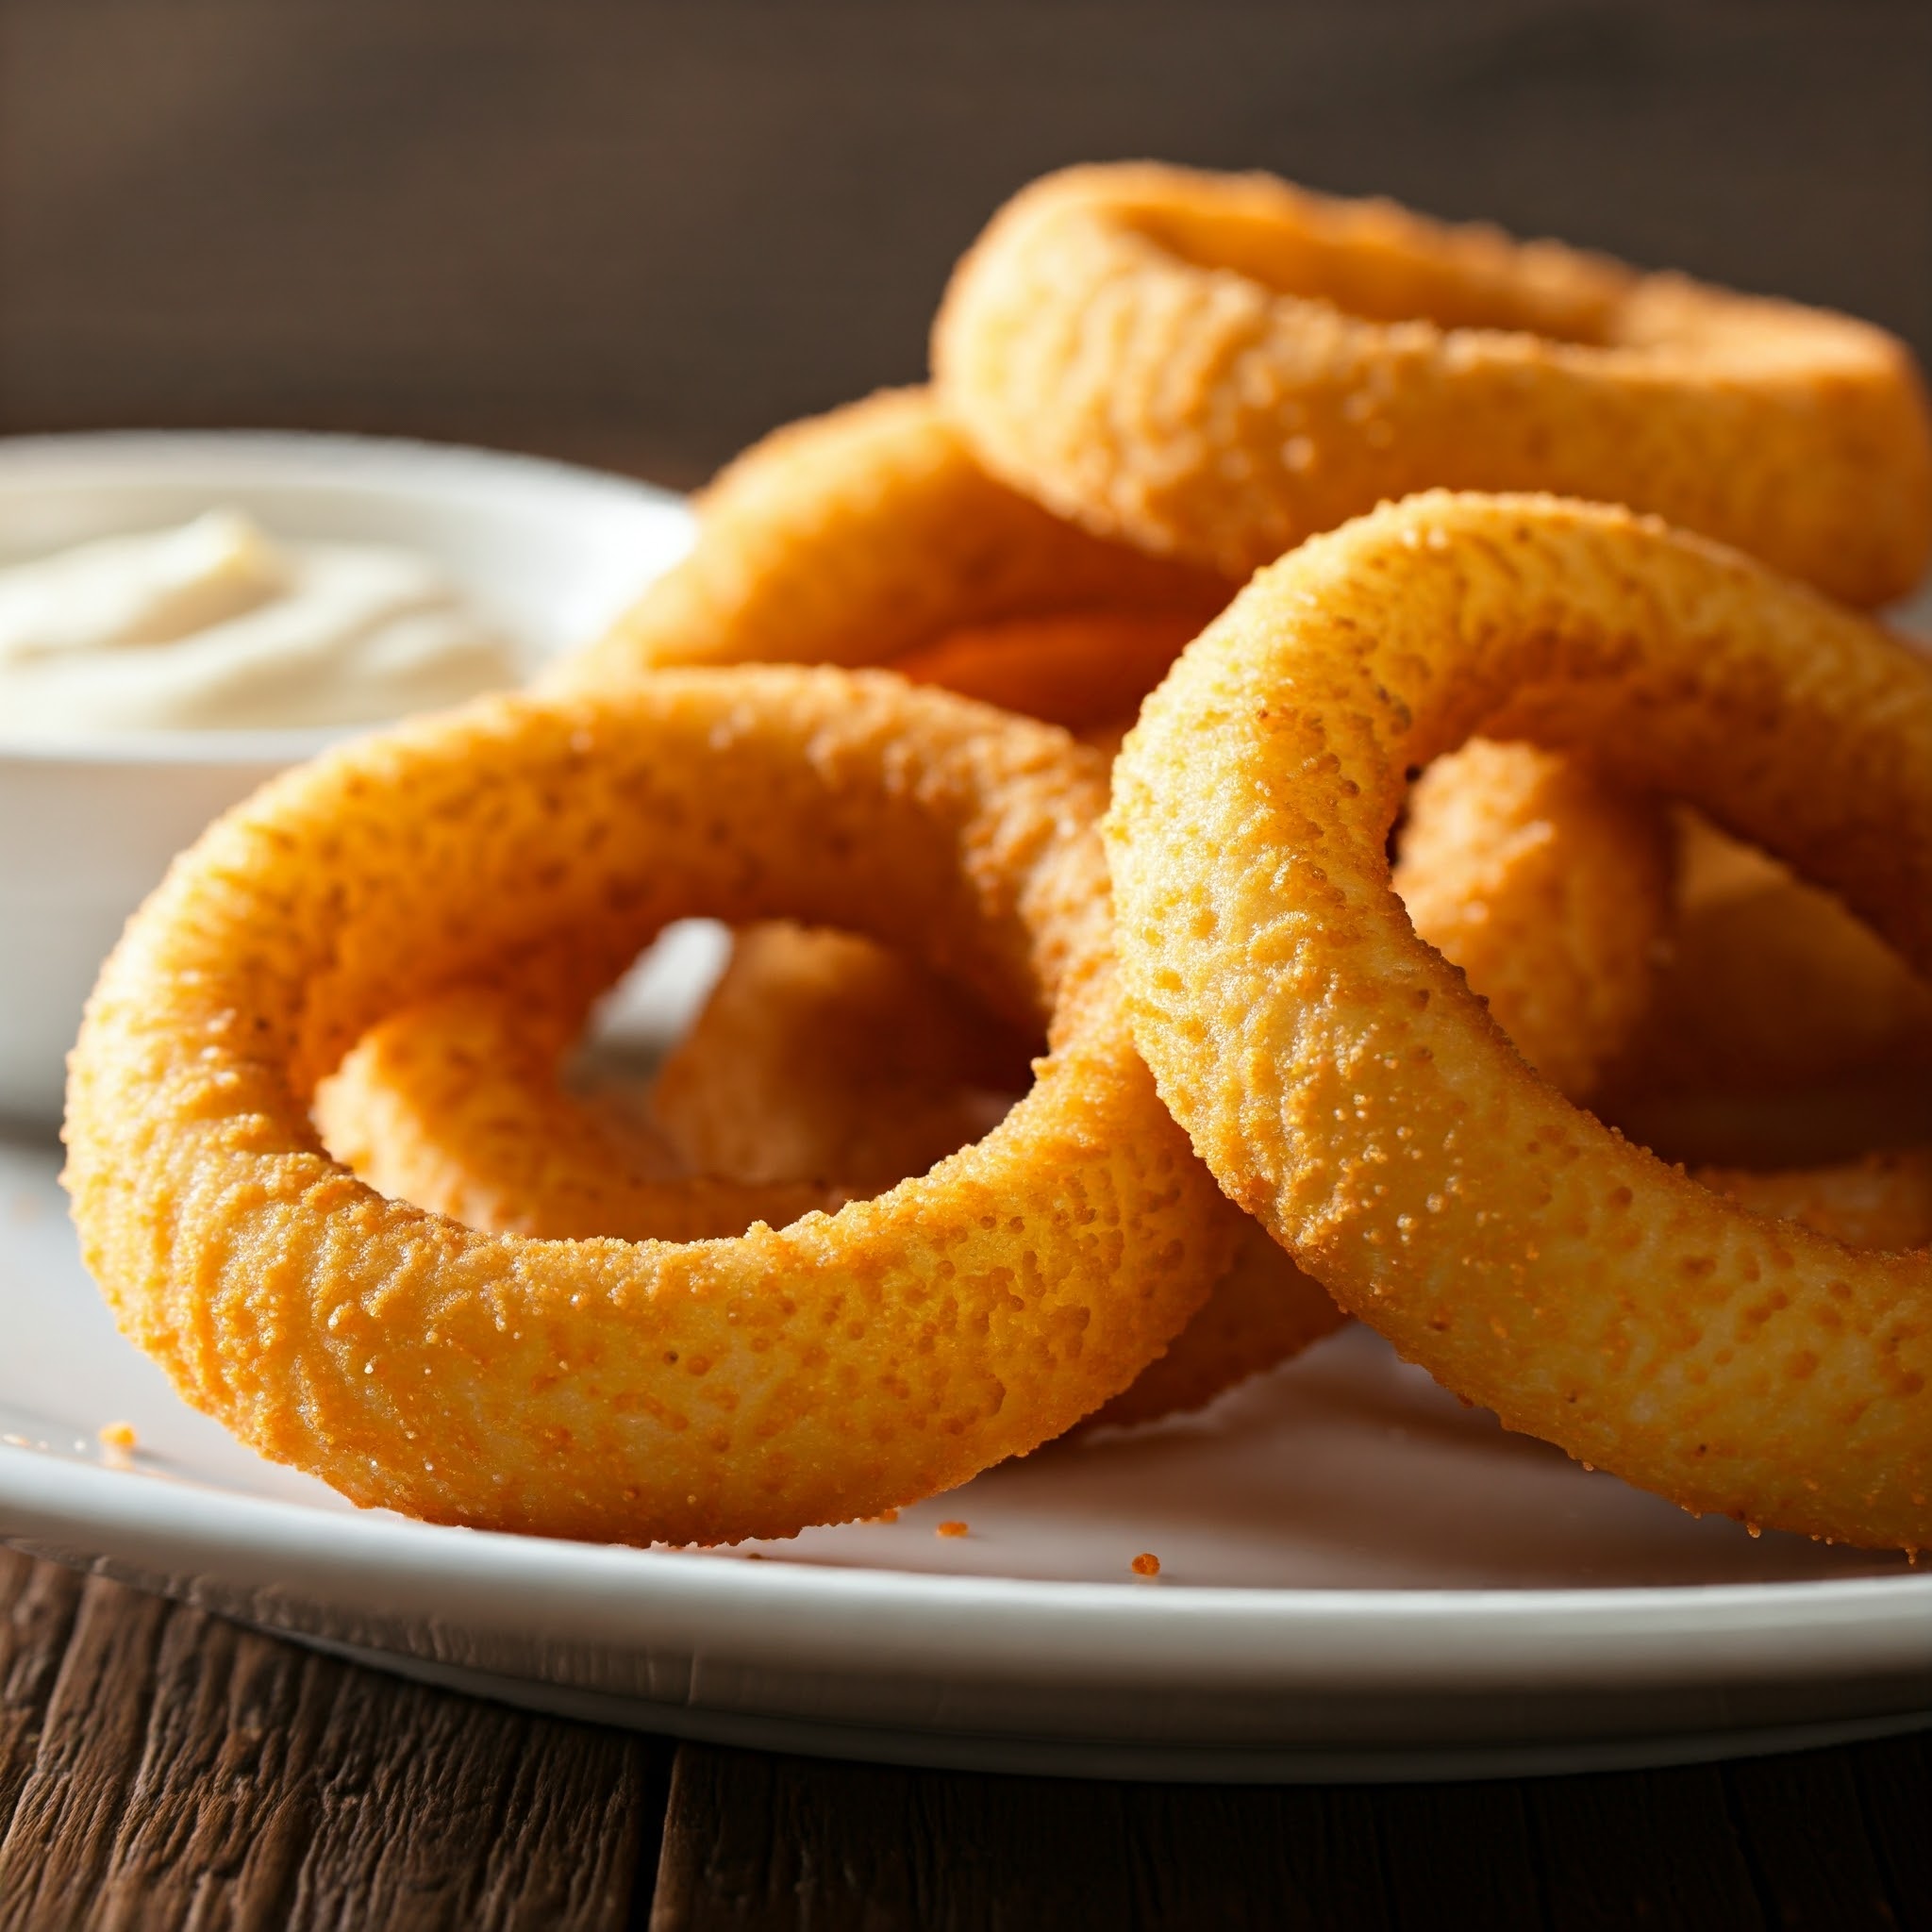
[2,1549,1925,1928]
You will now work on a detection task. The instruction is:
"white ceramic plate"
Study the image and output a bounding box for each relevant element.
[5,1022,1929,1783]
[6,534,1931,1783]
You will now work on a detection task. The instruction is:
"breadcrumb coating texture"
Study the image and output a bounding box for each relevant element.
[1603,813,1932,1096]
[557,389,1224,690]
[66,669,1238,1544]
[935,164,1932,605]
[648,922,1034,1194]
[1393,740,1674,1103]
[313,978,841,1240]
[329,378,1362,1431]
[895,608,1205,731]
[1108,491,1932,1551]
[1702,1151,1932,1256]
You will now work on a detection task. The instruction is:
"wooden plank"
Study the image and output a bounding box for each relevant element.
[649,1744,1134,1930]
[1118,1783,1396,1929]
[654,1732,1932,1930]
[1366,1780,1546,1928]
[1525,1761,1769,1931]
[0,1553,661,1932]
[1721,1744,1911,1929]
[1847,1732,1932,1932]
[0,1557,84,1850]
[658,1741,1674,1931]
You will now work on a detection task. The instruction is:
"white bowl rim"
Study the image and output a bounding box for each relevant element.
[0,426,689,766]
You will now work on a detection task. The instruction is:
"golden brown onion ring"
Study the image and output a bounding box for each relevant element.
[935,163,1932,605]
[558,389,1225,691]
[648,922,1034,1194]
[312,977,841,1240]
[317,730,1678,1426]
[1605,814,1932,1099]
[1701,1150,1932,1256]
[67,669,1239,1544]
[1108,491,1932,1551]
[895,609,1203,731]
[320,916,1351,1429]
[1393,739,1674,1104]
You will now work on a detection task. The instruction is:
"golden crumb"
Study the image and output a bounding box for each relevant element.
[936,1520,969,1539]
[866,1507,900,1524]
[97,1421,138,1450]
[1131,1552,1161,1577]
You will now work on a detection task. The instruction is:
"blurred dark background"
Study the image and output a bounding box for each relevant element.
[3,1,1926,489]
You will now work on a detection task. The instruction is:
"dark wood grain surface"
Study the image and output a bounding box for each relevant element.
[3,1,1927,483]
[0,1554,664,1931]
[3,1550,1927,1930]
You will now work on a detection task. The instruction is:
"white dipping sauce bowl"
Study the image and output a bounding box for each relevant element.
[0,431,693,1127]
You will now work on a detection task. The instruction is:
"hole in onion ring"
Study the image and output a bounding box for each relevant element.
[314,918,1045,1241]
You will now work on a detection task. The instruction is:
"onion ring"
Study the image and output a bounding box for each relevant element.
[318,915,1352,1429]
[895,609,1203,731]
[1605,814,1932,1098]
[648,922,1033,1193]
[934,163,1932,605]
[318,725,1673,1425]
[558,388,1225,691]
[1703,1151,1932,1255]
[67,669,1239,1543]
[312,976,841,1239]
[1393,739,1674,1103]
[1108,491,1932,1550]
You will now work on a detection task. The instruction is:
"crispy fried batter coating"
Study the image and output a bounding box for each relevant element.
[911,643,1682,1105]
[649,923,1034,1193]
[66,669,1241,1544]
[557,389,1224,691]
[1393,740,1674,1102]
[1701,1151,1932,1255]
[1083,1219,1347,1429]
[1604,813,1932,1096]
[655,922,1347,1422]
[1108,491,1932,1551]
[312,979,840,1239]
[322,910,1348,1429]
[328,381,1361,1432]
[935,164,1932,605]
[895,609,1203,731]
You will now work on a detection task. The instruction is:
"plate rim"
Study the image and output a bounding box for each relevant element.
[7,1445,1929,1694]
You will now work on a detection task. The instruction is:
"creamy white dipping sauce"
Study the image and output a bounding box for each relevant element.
[0,509,522,735]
